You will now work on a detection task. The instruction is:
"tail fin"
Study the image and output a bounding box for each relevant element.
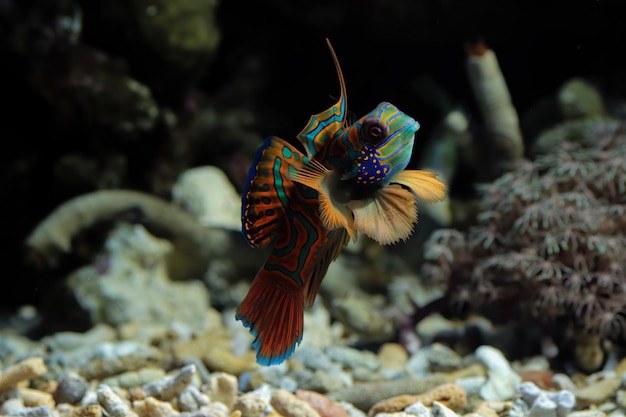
[235,268,304,366]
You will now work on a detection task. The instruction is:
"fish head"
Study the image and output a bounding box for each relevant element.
[349,102,419,187]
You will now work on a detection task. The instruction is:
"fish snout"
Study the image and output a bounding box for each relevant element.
[410,119,420,133]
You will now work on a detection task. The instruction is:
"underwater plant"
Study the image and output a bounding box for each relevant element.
[420,116,626,369]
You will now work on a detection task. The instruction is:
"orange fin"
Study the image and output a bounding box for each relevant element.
[235,267,304,366]
[392,170,447,203]
[303,228,349,307]
[288,158,357,241]
[351,184,418,245]
[241,136,305,248]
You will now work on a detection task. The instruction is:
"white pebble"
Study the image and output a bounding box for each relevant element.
[475,345,521,401]
[432,401,460,417]
[528,393,557,417]
[404,401,431,417]
[172,166,241,231]
[455,376,486,397]
[518,381,542,405]
[96,384,132,417]
[142,363,196,401]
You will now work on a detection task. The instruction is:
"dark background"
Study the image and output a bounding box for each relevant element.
[1,0,625,312]
[209,0,625,136]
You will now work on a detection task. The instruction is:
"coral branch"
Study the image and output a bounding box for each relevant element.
[0,357,47,393]
[329,375,447,412]
[367,383,467,417]
[24,190,232,277]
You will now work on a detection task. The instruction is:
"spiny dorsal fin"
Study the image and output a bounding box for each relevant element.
[296,39,349,157]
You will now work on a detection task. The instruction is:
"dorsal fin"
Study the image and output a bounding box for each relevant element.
[296,39,349,157]
[325,38,348,130]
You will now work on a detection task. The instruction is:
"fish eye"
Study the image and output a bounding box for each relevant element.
[362,120,386,145]
[369,126,383,137]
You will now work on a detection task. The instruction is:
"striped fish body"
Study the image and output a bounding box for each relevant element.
[237,40,446,366]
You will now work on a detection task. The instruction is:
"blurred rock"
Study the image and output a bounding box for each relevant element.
[65,223,213,329]
[172,166,241,231]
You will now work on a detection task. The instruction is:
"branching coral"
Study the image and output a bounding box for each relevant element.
[420,117,626,366]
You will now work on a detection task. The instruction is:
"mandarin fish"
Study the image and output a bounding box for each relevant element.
[237,39,447,365]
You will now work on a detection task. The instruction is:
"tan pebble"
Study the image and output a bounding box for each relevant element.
[471,400,512,417]
[234,393,271,417]
[271,388,320,417]
[83,403,105,417]
[55,403,75,417]
[378,344,408,370]
[173,332,222,359]
[129,386,147,402]
[203,348,258,375]
[439,364,486,382]
[133,396,174,417]
[97,385,133,417]
[205,372,239,409]
[70,404,104,417]
[200,402,231,417]
[615,356,626,376]
[330,375,448,411]
[173,330,233,362]
[332,294,395,340]
[568,411,607,417]
[85,354,165,381]
[575,376,621,406]
[551,373,576,391]
[143,364,196,402]
[0,357,47,392]
[367,383,467,417]
[108,368,166,389]
[617,389,626,408]
[241,370,267,391]
[570,373,588,389]
[36,379,58,394]
[265,411,286,417]
[19,387,55,407]
[287,360,306,372]
[519,370,553,389]
[574,334,605,373]
[296,389,349,417]
[229,411,242,417]
[368,395,423,417]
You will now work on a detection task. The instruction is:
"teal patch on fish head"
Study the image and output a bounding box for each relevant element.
[354,102,419,185]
